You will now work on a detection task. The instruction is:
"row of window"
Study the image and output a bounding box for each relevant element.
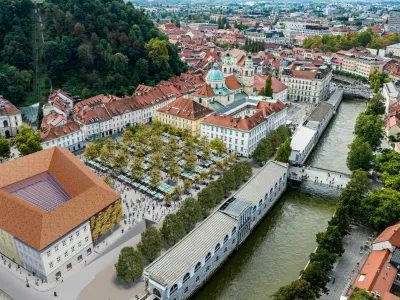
[49,248,91,269]
[169,227,238,296]
[47,226,88,258]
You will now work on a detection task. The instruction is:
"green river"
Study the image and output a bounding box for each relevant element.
[194,99,366,300]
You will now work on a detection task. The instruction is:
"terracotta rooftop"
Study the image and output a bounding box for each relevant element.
[0,147,120,250]
[0,97,20,116]
[374,222,400,248]
[195,83,215,97]
[254,74,288,93]
[157,97,213,121]
[351,249,398,298]
[41,120,81,142]
[225,75,242,90]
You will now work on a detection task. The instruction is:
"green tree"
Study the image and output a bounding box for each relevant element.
[0,137,10,161]
[161,213,186,246]
[328,201,351,237]
[382,172,400,191]
[220,169,236,192]
[259,75,273,97]
[149,168,161,189]
[184,151,197,172]
[275,138,291,163]
[115,246,144,284]
[135,58,149,83]
[208,180,225,203]
[13,125,42,156]
[164,193,172,206]
[84,141,102,161]
[272,279,316,300]
[316,225,344,255]
[210,138,226,155]
[366,93,385,115]
[183,179,192,191]
[346,137,374,171]
[179,197,201,230]
[349,287,376,300]
[361,188,400,228]
[112,149,129,173]
[354,112,384,150]
[309,249,337,272]
[130,155,145,181]
[145,38,169,68]
[376,149,400,175]
[197,187,216,217]
[138,227,163,262]
[300,262,330,298]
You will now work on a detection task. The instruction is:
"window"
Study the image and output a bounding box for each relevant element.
[67,263,72,271]
[205,252,211,262]
[76,232,80,237]
[87,248,92,255]
[85,236,89,243]
[78,241,82,248]
[224,235,229,243]
[215,243,220,252]
[64,251,68,258]
[184,287,189,293]
[194,262,201,273]
[170,284,178,295]
[57,256,61,263]
[224,247,228,253]
[49,262,54,268]
[206,266,210,272]
[183,272,190,284]
[358,274,366,282]
[77,255,83,262]
[215,256,219,262]
[232,239,235,244]
[47,250,51,257]
[71,246,75,252]
[69,236,73,242]
[232,227,236,235]
[196,276,200,282]
[55,245,59,252]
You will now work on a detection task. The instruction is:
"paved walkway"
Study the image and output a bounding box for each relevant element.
[320,224,376,300]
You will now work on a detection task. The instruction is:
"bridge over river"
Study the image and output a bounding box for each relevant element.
[288,165,351,189]
[194,99,367,300]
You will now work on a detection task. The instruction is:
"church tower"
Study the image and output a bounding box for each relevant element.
[222,49,233,76]
[243,52,254,96]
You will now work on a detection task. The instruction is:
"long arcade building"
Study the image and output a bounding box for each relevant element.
[143,161,288,300]
[0,147,121,283]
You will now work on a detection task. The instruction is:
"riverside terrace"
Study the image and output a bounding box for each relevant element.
[143,161,288,300]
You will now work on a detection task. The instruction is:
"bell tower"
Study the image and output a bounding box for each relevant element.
[222,49,233,76]
[243,52,254,96]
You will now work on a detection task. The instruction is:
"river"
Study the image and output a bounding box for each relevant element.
[194,99,366,300]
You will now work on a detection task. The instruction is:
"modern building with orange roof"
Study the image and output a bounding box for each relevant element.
[0,147,121,283]
[156,97,213,135]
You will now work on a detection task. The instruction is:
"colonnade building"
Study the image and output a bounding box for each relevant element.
[144,161,288,300]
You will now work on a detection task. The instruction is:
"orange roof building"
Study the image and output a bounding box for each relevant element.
[156,97,213,135]
[200,98,287,157]
[0,147,121,282]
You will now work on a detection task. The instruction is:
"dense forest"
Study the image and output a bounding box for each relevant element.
[303,30,400,52]
[0,0,34,105]
[41,0,187,98]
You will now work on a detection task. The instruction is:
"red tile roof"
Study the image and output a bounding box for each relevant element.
[195,83,215,97]
[225,75,242,90]
[157,97,213,121]
[0,97,20,116]
[0,147,120,250]
[254,74,287,93]
[374,222,400,248]
[40,120,81,142]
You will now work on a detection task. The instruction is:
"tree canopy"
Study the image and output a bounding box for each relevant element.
[346,137,374,171]
[41,0,187,97]
[354,112,384,151]
[115,246,144,283]
[13,125,43,156]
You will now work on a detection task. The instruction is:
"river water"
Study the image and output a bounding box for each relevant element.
[194,99,366,300]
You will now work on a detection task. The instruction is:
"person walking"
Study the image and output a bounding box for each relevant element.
[54,291,58,297]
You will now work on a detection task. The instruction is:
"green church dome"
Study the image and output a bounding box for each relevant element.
[206,63,225,82]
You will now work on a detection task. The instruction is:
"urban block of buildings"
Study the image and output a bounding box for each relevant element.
[0,147,121,283]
